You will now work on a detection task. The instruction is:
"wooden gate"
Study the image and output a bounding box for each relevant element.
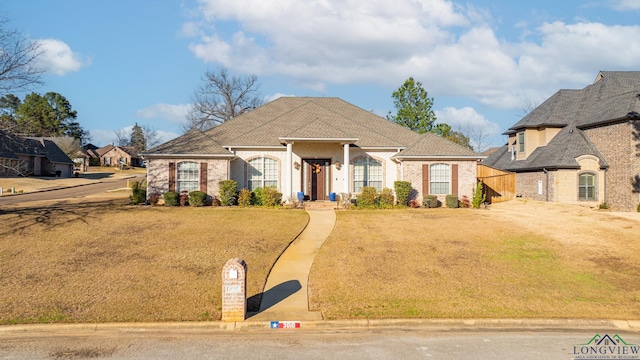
[477,164,515,203]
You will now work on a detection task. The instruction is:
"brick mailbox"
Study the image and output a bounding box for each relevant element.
[221,258,247,322]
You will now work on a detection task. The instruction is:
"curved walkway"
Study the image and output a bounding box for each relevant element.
[248,210,336,321]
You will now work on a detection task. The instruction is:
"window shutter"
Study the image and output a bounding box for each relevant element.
[200,162,208,193]
[451,164,458,196]
[169,162,176,192]
[422,164,429,196]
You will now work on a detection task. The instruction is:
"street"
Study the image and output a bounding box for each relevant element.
[0,176,142,206]
[1,327,638,359]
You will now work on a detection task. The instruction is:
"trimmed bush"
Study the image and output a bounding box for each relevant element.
[238,188,252,207]
[394,181,412,206]
[423,195,439,208]
[260,186,282,207]
[379,188,395,208]
[129,180,146,205]
[357,186,378,208]
[163,191,179,206]
[218,180,238,206]
[189,191,207,207]
[252,187,263,206]
[445,194,459,208]
[637,203,640,212]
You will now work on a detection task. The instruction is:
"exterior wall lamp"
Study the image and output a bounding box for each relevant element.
[334,161,341,170]
[294,161,300,170]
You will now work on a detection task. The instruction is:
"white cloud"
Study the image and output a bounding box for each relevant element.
[186,1,640,111]
[135,103,191,124]
[265,92,295,103]
[89,129,119,147]
[611,0,640,10]
[35,38,90,75]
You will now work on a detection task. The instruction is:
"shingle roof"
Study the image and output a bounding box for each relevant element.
[146,97,481,158]
[144,129,232,157]
[41,140,74,164]
[1,131,73,164]
[205,97,421,147]
[486,71,637,171]
[395,132,481,158]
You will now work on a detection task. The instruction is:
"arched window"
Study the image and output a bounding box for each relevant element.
[578,172,597,201]
[177,161,199,193]
[248,157,278,190]
[353,157,382,192]
[430,163,450,195]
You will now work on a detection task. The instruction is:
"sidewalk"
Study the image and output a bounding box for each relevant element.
[248,210,337,321]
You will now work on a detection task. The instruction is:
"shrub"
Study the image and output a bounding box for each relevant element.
[472,181,486,209]
[238,188,252,207]
[260,186,282,207]
[252,187,263,206]
[446,194,459,208]
[179,190,189,206]
[189,191,207,207]
[148,192,161,206]
[163,191,179,206]
[379,188,395,208]
[598,201,610,210]
[638,203,640,212]
[129,180,147,205]
[394,181,412,206]
[218,180,238,206]
[357,186,378,208]
[423,195,439,208]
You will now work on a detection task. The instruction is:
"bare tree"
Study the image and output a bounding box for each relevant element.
[114,128,129,146]
[185,67,263,131]
[0,17,44,94]
[142,124,161,149]
[0,158,28,177]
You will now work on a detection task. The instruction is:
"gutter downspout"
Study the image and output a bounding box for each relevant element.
[543,168,549,202]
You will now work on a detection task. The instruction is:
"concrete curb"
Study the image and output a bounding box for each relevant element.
[1,319,639,335]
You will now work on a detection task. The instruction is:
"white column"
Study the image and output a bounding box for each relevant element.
[285,142,293,200]
[343,143,350,194]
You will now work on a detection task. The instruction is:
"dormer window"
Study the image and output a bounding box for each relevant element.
[518,132,525,152]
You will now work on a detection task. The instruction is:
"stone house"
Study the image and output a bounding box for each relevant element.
[143,97,483,204]
[483,71,640,211]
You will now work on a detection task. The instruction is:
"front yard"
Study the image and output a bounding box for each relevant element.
[1,197,638,324]
[309,201,640,320]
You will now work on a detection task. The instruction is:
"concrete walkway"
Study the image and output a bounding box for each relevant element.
[248,210,336,321]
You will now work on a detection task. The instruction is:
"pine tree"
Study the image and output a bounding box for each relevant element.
[130,122,146,152]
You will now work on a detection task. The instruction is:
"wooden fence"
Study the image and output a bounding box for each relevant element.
[477,164,515,203]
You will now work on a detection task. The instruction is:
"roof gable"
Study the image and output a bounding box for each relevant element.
[396,132,481,158]
[144,129,232,157]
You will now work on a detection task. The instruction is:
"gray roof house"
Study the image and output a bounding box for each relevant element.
[484,71,640,211]
[0,130,75,177]
[143,97,484,204]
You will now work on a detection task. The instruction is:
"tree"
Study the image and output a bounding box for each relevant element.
[12,91,88,142]
[0,94,21,131]
[114,124,160,150]
[130,123,146,152]
[0,16,44,93]
[387,77,437,133]
[185,67,263,131]
[388,78,473,149]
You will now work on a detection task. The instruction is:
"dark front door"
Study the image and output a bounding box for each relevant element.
[304,159,330,201]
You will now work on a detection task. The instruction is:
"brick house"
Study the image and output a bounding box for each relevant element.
[0,130,75,177]
[142,97,483,204]
[95,144,142,167]
[483,71,640,211]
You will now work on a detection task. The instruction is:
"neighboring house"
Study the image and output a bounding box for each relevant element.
[143,97,484,204]
[484,71,640,211]
[95,144,142,167]
[0,130,75,177]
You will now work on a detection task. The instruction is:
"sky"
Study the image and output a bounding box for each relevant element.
[3,0,640,150]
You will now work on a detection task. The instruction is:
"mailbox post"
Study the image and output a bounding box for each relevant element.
[221,258,247,322]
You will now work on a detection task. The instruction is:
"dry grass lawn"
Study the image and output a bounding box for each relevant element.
[0,198,308,324]
[309,200,640,320]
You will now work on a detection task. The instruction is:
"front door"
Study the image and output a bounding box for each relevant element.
[303,159,330,201]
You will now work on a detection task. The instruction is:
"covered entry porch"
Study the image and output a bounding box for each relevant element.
[281,137,357,201]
